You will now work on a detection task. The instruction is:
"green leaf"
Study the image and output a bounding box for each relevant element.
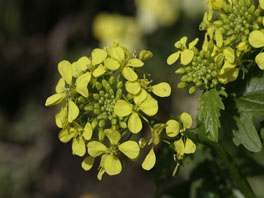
[198,89,224,142]
[235,91,264,114]
[232,113,262,152]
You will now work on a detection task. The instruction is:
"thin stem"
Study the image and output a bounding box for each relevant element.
[185,131,255,198]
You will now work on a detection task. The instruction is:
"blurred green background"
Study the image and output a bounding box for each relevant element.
[4,0,264,198]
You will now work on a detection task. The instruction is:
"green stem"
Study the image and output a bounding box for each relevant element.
[185,131,255,198]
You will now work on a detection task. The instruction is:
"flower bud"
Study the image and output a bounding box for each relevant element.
[99,120,106,128]
[84,105,93,111]
[109,89,114,96]
[99,90,105,96]
[116,81,123,89]
[111,118,117,125]
[212,79,219,85]
[189,86,197,95]
[98,128,105,141]
[127,93,133,100]
[91,119,98,129]
[175,68,186,74]
[93,93,100,100]
[116,89,122,98]
[139,138,147,148]
[119,121,127,129]
[96,82,102,90]
[109,76,116,85]
[177,82,188,88]
[94,109,101,115]
[248,5,255,14]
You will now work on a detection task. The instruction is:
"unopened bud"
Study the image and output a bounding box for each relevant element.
[91,119,98,129]
[189,86,197,95]
[175,68,186,74]
[177,82,188,88]
[96,82,102,90]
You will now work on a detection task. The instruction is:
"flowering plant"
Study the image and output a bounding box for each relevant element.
[46,0,264,197]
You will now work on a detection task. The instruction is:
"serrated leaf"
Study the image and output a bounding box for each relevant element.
[232,113,262,152]
[198,89,224,142]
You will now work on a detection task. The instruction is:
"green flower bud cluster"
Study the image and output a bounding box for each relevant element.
[45,42,188,180]
[200,0,262,55]
[168,0,264,94]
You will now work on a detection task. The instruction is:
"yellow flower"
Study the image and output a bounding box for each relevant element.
[165,112,196,160]
[87,129,140,180]
[114,90,158,133]
[92,13,142,50]
[141,123,165,171]
[167,37,199,66]
[249,30,264,70]
[125,78,171,97]
[174,137,196,160]
[58,121,93,157]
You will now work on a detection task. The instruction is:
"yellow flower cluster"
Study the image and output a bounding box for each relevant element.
[168,0,264,94]
[45,42,195,180]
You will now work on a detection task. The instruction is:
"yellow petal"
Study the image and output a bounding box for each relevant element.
[114,100,133,117]
[167,51,181,65]
[83,122,93,140]
[125,81,141,95]
[180,112,192,129]
[174,138,185,156]
[181,49,194,65]
[184,138,196,154]
[81,156,94,171]
[109,46,125,62]
[58,60,72,85]
[104,129,121,145]
[142,147,156,170]
[174,36,187,48]
[97,168,105,181]
[152,128,160,146]
[152,82,171,97]
[71,62,82,77]
[255,52,264,70]
[249,30,264,48]
[126,58,144,67]
[260,0,264,9]
[122,67,138,81]
[91,48,107,65]
[165,120,180,137]
[215,29,223,48]
[237,41,249,52]
[189,38,199,49]
[128,112,142,133]
[92,64,106,77]
[68,99,79,123]
[45,93,66,106]
[218,67,239,84]
[140,95,158,116]
[87,141,108,157]
[223,47,235,63]
[133,89,148,105]
[118,141,140,159]
[77,56,90,70]
[55,78,65,93]
[58,127,72,143]
[104,58,120,70]
[55,106,68,128]
[72,136,86,157]
[139,50,153,60]
[75,72,91,98]
[104,155,122,175]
